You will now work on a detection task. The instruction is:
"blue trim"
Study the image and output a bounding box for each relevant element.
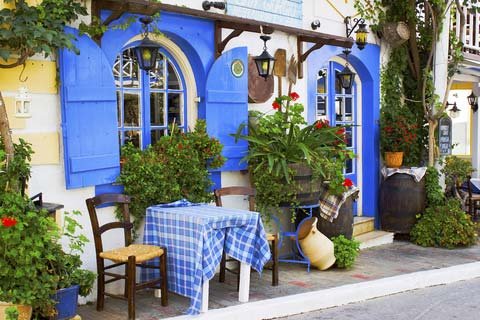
[307,44,381,222]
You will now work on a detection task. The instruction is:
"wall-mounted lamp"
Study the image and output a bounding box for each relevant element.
[467,91,478,112]
[344,16,368,50]
[311,20,321,30]
[202,1,226,10]
[133,16,161,71]
[253,34,275,80]
[337,49,356,90]
[15,86,31,118]
[447,101,461,118]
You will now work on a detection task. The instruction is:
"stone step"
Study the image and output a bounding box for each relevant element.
[355,230,394,250]
[353,216,375,237]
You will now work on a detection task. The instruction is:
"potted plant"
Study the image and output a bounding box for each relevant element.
[234,92,354,221]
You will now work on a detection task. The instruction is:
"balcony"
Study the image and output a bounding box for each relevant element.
[455,7,480,62]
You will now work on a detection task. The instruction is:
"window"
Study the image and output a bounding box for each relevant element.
[113,48,186,149]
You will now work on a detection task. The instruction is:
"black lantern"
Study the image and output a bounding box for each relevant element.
[344,16,369,50]
[254,35,275,80]
[447,101,461,118]
[133,16,161,71]
[337,50,356,90]
[467,91,478,112]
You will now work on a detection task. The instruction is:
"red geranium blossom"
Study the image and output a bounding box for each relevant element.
[289,92,300,101]
[272,101,281,110]
[342,178,354,188]
[1,217,17,228]
[315,119,330,129]
[336,128,346,135]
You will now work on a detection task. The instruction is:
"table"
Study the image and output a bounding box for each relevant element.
[142,201,271,315]
[470,178,480,193]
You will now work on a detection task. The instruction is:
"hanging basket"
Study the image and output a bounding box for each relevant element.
[382,22,410,48]
[385,152,404,168]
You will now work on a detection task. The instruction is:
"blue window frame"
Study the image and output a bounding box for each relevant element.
[113,48,186,149]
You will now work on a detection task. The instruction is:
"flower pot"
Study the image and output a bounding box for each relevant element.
[53,285,80,320]
[297,217,336,270]
[384,152,403,168]
[0,302,32,320]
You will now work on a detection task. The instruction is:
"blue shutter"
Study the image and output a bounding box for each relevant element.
[205,47,248,171]
[59,28,120,189]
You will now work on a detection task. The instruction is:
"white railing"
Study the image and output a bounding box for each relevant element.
[456,7,480,55]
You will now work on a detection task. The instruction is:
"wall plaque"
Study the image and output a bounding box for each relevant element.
[438,116,452,155]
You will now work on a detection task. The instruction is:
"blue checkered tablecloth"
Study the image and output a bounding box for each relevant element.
[142,200,271,315]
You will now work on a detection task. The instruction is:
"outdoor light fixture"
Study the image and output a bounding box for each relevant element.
[447,101,461,118]
[344,16,368,50]
[311,20,321,30]
[467,91,478,112]
[253,34,275,80]
[337,49,356,90]
[15,86,31,118]
[133,16,161,71]
[202,1,226,10]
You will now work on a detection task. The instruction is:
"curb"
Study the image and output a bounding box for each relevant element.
[166,261,480,320]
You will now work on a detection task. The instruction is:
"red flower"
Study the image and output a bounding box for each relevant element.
[178,143,183,150]
[289,92,300,101]
[342,178,354,188]
[1,217,17,228]
[272,101,281,110]
[336,128,346,135]
[315,119,329,129]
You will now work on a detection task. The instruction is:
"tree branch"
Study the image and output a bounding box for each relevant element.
[0,52,29,69]
[408,0,421,81]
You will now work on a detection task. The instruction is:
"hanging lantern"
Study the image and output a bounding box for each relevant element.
[15,86,31,118]
[355,22,368,50]
[337,50,356,90]
[467,91,478,112]
[254,35,275,80]
[448,102,461,118]
[133,16,161,71]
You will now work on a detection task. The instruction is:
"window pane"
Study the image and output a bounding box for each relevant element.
[168,93,182,125]
[345,158,353,174]
[113,55,121,88]
[345,97,353,121]
[122,49,140,88]
[124,130,141,148]
[151,130,166,145]
[150,92,165,126]
[116,91,121,127]
[316,96,327,119]
[335,70,342,94]
[150,54,165,89]
[335,97,343,122]
[124,92,140,127]
[317,69,327,94]
[345,127,353,147]
[345,83,352,94]
[168,61,181,90]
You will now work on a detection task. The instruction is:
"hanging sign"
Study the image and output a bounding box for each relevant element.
[438,116,452,155]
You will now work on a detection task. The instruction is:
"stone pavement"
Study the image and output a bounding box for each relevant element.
[77,240,480,320]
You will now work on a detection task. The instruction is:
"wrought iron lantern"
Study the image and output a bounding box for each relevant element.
[337,49,356,90]
[253,35,275,80]
[447,101,461,119]
[467,91,478,112]
[133,16,161,71]
[15,86,31,118]
[344,16,368,50]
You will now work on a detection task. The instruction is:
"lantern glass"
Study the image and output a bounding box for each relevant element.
[134,37,161,71]
[337,66,356,90]
[448,103,461,118]
[355,23,368,50]
[254,50,275,79]
[467,91,477,107]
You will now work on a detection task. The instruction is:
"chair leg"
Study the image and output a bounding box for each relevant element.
[160,251,168,307]
[127,256,136,320]
[236,261,240,291]
[97,260,105,311]
[272,236,279,286]
[219,251,227,283]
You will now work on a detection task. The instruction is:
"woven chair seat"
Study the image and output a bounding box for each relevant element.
[100,244,164,263]
[266,233,276,241]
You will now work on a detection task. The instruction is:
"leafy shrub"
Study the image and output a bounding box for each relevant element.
[410,199,478,248]
[118,120,225,230]
[331,235,360,269]
[441,156,475,197]
[425,166,444,207]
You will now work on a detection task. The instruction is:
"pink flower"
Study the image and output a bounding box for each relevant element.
[1,217,17,228]
[289,92,300,101]
[272,101,281,110]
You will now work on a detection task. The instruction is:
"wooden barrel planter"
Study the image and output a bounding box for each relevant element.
[288,163,322,206]
[379,173,426,234]
[316,196,354,239]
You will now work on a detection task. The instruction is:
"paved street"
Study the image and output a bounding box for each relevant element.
[279,277,480,320]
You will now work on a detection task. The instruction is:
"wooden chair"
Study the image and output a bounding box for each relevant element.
[464,176,480,220]
[86,193,168,320]
[214,186,279,287]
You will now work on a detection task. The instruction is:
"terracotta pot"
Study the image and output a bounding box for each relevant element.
[0,302,32,320]
[385,152,403,168]
[298,217,336,270]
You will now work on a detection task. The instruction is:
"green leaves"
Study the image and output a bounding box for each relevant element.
[331,235,360,269]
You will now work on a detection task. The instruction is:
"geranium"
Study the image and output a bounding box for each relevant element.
[380,113,419,153]
[272,101,281,110]
[1,216,17,227]
[289,92,300,101]
[343,178,354,188]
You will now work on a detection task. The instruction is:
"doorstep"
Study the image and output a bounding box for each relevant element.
[77,240,480,320]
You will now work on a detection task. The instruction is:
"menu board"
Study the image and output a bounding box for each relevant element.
[438,117,452,155]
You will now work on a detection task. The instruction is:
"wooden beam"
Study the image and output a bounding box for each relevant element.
[297,40,325,79]
[215,27,243,58]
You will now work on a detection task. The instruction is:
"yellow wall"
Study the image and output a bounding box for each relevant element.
[0,60,57,94]
[3,97,26,129]
[12,133,60,165]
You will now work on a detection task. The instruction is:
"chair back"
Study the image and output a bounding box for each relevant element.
[85,193,133,256]
[466,175,474,198]
[214,186,256,211]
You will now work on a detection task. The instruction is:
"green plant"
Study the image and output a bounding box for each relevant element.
[410,199,478,248]
[0,138,33,193]
[425,166,444,207]
[441,155,475,194]
[379,111,419,154]
[5,306,19,320]
[331,235,360,269]
[118,119,225,230]
[234,93,354,219]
